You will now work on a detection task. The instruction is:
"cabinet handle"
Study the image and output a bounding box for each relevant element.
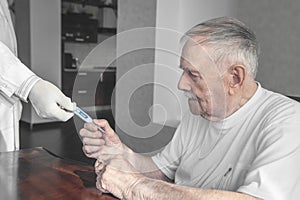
[78,72,87,76]
[75,38,84,42]
[100,73,103,82]
[78,90,87,94]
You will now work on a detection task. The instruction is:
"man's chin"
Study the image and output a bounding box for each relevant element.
[188,99,215,120]
[188,99,201,115]
[189,108,214,121]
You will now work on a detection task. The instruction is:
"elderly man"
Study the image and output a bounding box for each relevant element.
[80,17,300,199]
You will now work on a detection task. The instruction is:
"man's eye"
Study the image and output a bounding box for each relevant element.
[188,70,199,78]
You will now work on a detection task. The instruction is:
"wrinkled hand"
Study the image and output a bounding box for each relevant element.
[94,160,108,193]
[95,156,142,199]
[29,79,76,121]
[80,119,125,160]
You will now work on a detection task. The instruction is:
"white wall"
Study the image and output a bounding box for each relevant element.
[153,0,238,127]
[116,0,177,154]
[27,0,61,86]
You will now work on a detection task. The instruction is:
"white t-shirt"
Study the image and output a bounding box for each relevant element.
[152,84,300,200]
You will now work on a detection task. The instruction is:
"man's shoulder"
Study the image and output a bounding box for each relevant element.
[262,88,300,107]
[259,87,300,121]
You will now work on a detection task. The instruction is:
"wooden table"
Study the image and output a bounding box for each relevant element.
[0,147,118,200]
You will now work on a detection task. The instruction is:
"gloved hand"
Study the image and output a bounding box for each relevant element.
[29,80,76,121]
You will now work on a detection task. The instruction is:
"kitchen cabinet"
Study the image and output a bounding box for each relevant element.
[61,0,117,122]
[61,0,117,44]
[62,67,116,111]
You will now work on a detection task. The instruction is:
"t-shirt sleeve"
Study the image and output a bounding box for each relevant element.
[152,122,186,180]
[237,103,300,200]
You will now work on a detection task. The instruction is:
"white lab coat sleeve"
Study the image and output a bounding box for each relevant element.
[14,75,41,103]
[0,41,41,105]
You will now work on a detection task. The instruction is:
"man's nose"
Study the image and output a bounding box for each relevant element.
[178,72,191,91]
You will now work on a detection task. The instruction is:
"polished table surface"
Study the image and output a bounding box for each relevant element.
[0,147,118,200]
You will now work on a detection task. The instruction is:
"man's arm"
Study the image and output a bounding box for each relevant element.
[133,177,259,200]
[126,149,172,182]
[97,156,259,200]
[80,119,171,182]
[82,120,259,199]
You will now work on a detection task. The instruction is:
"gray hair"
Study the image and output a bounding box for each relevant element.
[183,17,260,78]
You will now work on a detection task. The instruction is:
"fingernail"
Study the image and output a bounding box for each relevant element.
[95,160,101,168]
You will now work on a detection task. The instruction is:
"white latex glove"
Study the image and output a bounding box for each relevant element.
[29,80,76,121]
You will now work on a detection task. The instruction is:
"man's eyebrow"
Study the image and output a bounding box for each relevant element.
[179,65,192,71]
[179,65,199,73]
[179,65,191,70]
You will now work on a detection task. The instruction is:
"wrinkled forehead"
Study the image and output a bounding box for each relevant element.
[180,38,214,68]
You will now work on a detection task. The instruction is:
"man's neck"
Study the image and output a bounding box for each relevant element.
[225,81,258,119]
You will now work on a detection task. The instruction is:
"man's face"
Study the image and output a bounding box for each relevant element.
[178,40,228,121]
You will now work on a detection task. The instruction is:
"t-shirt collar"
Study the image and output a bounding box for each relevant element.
[211,82,263,132]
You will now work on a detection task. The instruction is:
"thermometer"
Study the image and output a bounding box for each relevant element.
[74,107,105,134]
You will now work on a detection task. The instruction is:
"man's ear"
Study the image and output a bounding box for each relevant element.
[228,65,246,94]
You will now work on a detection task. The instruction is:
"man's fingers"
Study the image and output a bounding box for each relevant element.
[93,119,115,136]
[95,161,110,193]
[79,128,103,139]
[83,145,120,156]
[82,145,102,155]
[83,122,101,132]
[82,137,105,146]
[96,177,109,193]
[95,160,104,173]
[83,147,121,161]
[83,119,122,148]
[92,119,122,147]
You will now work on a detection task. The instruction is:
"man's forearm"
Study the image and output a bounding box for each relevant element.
[124,145,170,181]
[127,176,259,200]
